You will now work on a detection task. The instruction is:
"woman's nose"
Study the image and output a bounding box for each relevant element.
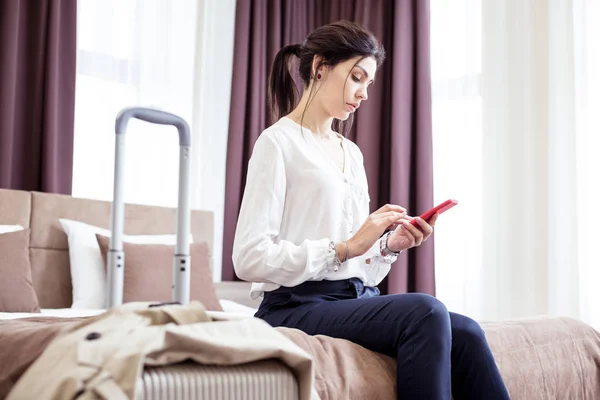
[358,88,368,100]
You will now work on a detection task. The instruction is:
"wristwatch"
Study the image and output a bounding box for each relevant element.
[380,231,400,257]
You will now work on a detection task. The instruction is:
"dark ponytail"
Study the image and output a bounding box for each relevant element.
[268,21,385,135]
[268,44,302,123]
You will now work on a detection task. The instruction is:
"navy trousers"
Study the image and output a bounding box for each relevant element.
[255,278,510,400]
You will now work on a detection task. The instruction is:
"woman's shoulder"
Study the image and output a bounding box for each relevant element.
[256,117,302,149]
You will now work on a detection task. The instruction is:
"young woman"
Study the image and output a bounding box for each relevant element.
[232,20,510,399]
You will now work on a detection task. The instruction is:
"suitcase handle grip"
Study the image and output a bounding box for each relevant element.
[115,107,190,146]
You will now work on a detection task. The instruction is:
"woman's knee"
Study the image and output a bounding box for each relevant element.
[400,293,450,330]
[450,313,487,345]
[392,294,452,353]
[408,293,448,314]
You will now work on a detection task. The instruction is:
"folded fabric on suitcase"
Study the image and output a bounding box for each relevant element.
[2,302,318,400]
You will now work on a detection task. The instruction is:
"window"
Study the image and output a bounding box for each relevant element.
[430,0,484,316]
[72,0,198,208]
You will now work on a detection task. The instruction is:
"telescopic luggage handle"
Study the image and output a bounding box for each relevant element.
[106,107,192,309]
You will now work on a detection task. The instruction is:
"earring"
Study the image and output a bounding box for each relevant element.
[317,72,322,80]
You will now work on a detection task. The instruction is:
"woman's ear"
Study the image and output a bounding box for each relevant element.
[311,55,326,79]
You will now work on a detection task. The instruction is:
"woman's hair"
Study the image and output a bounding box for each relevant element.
[268,20,386,136]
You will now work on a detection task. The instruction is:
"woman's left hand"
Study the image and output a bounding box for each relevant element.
[386,213,438,253]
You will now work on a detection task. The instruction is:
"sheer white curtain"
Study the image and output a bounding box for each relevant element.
[431,0,600,329]
[573,0,600,329]
[189,0,236,281]
[73,0,236,280]
[430,0,484,319]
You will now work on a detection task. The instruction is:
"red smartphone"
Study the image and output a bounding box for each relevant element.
[409,199,458,228]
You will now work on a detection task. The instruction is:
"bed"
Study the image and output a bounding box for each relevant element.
[1,188,600,399]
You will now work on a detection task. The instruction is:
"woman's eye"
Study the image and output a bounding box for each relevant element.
[352,75,361,82]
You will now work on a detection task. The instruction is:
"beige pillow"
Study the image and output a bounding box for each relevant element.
[96,235,222,311]
[0,229,41,313]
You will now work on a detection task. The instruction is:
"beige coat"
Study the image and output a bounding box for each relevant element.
[7,302,318,400]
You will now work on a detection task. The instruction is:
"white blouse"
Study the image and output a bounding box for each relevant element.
[232,117,397,300]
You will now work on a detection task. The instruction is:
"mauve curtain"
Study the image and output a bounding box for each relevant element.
[223,0,434,295]
[0,0,77,194]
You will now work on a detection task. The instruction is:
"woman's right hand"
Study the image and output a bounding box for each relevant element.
[345,204,407,258]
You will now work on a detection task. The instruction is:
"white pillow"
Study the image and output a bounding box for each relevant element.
[0,224,24,234]
[59,218,193,309]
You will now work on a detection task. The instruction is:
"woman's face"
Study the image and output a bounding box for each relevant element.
[315,55,377,121]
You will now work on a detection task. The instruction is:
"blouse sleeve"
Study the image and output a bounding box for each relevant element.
[232,132,336,286]
[364,237,399,265]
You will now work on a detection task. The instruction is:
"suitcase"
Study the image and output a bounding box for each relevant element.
[107,107,299,400]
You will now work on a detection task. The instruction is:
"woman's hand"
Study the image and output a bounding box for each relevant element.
[386,213,438,253]
[345,204,407,258]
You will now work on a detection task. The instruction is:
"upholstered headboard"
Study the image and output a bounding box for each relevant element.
[0,188,214,308]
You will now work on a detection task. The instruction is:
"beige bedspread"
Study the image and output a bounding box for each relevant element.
[1,314,599,399]
[277,317,600,400]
